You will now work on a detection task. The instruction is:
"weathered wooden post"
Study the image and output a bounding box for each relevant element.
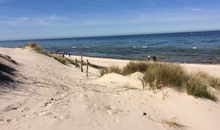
[86,59,89,77]
[62,52,65,58]
[75,59,78,68]
[81,56,83,72]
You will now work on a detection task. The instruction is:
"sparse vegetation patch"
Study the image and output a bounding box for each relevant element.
[100,61,218,101]
[143,62,187,90]
[25,43,43,52]
[25,43,218,101]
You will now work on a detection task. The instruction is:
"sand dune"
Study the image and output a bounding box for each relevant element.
[0,47,220,130]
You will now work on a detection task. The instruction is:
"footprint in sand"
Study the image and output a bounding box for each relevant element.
[21,107,30,112]
[44,100,53,108]
[6,118,17,123]
[4,104,20,112]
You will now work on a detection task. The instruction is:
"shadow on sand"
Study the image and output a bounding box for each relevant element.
[0,54,18,92]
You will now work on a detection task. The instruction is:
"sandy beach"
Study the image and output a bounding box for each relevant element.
[1,47,220,130]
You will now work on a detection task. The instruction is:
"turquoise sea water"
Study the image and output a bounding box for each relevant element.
[1,31,220,63]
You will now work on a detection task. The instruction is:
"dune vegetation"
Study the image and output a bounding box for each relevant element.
[26,43,106,69]
[100,61,149,76]
[25,43,219,101]
[25,43,44,53]
[100,61,219,101]
[25,43,79,66]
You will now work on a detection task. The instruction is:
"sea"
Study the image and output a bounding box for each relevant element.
[1,31,220,63]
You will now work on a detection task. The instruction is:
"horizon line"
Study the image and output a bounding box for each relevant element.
[1,29,220,42]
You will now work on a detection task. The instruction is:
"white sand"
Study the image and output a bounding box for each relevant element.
[0,47,220,130]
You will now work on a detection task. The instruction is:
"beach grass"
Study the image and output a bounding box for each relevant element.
[194,72,220,91]
[25,43,217,101]
[161,120,186,129]
[25,43,107,70]
[100,66,122,76]
[143,62,187,90]
[99,61,149,76]
[123,61,149,75]
[25,43,79,66]
[25,43,44,53]
[101,61,218,101]
[185,73,217,101]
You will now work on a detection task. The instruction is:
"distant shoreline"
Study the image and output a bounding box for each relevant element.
[59,52,220,65]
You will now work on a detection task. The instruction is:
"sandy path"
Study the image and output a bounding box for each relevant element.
[0,48,220,130]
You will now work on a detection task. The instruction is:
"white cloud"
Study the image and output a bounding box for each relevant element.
[74,10,219,27]
[0,8,220,28]
[191,8,202,11]
[0,15,62,26]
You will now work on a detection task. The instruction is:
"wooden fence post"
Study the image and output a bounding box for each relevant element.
[86,59,89,77]
[81,56,83,72]
[62,52,65,58]
[75,59,77,68]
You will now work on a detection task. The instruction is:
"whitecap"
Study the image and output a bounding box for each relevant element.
[72,46,76,49]
[142,46,148,48]
[192,47,197,49]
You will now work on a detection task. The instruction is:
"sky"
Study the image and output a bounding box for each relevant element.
[0,0,220,40]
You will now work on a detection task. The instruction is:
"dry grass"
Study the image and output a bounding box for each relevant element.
[88,62,106,70]
[25,43,107,70]
[49,54,81,67]
[185,73,217,101]
[100,61,149,76]
[100,61,218,101]
[194,72,220,91]
[161,120,186,129]
[122,61,149,75]
[143,63,217,101]
[100,66,122,76]
[143,62,187,89]
[25,43,43,52]
[25,43,80,66]
[26,43,218,101]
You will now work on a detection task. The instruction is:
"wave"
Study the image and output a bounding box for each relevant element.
[142,46,148,48]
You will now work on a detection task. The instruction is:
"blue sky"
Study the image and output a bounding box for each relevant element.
[0,0,220,40]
